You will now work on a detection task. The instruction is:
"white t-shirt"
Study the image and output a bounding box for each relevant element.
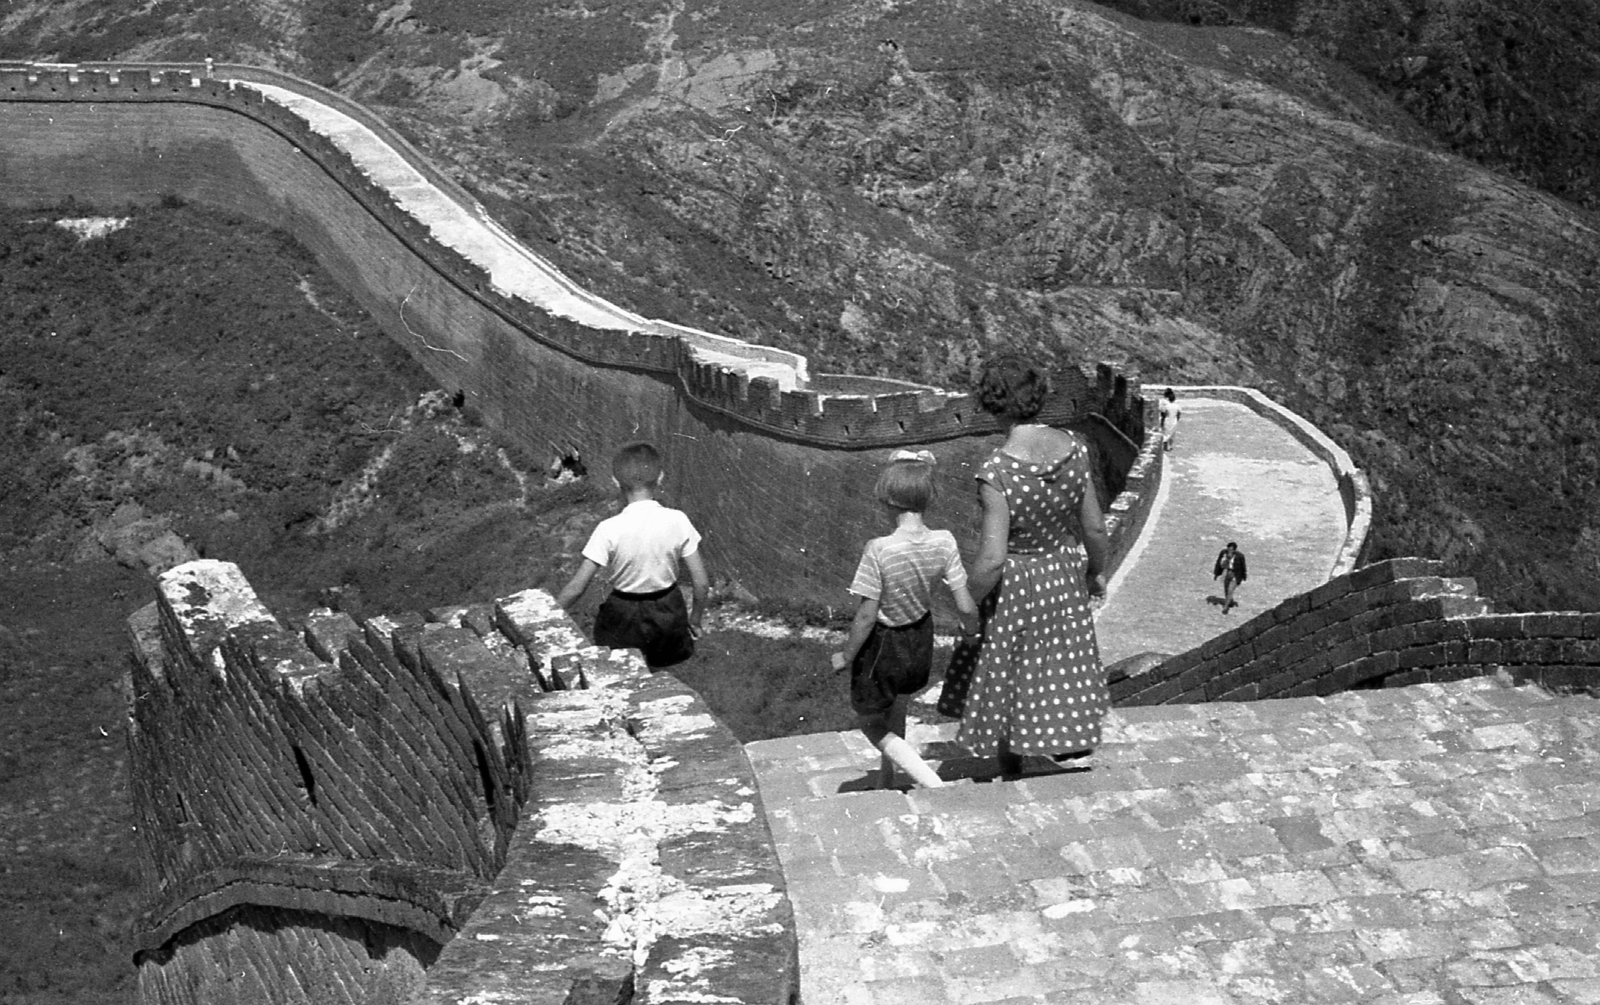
[581,499,701,593]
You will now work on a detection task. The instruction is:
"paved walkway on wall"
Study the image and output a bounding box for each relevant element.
[241,78,807,390]
[749,677,1600,1005]
[1096,397,1349,667]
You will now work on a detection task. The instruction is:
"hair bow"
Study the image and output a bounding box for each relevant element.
[890,449,936,465]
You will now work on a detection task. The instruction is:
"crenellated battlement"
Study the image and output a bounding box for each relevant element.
[0,59,1165,603]
[31,47,1593,1005]
[0,60,1121,450]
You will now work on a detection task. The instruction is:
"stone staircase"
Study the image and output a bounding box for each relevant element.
[748,677,1600,1004]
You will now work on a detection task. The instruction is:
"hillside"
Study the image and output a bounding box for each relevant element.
[5,0,1596,612]
[0,202,871,1002]
[1096,0,1600,214]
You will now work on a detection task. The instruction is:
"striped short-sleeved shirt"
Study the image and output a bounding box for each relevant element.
[848,527,968,627]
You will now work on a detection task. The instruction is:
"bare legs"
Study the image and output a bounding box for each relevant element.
[1222,571,1239,611]
[859,696,943,789]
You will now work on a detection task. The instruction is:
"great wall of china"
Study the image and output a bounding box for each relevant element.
[4,61,1598,1005]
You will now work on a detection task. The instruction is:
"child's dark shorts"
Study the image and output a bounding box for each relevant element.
[850,612,934,717]
[593,585,694,669]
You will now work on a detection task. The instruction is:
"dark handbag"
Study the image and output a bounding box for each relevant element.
[936,637,981,717]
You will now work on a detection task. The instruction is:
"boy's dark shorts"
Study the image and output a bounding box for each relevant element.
[850,612,934,717]
[593,585,695,669]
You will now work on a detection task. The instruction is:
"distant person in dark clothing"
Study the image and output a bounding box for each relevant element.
[1214,541,1247,612]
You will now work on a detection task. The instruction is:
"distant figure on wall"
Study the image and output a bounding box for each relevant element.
[1214,541,1248,612]
[937,356,1111,781]
[1159,388,1182,451]
[555,441,709,668]
[831,450,980,790]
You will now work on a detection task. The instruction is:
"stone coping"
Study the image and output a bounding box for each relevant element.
[126,561,798,1003]
[1149,384,1371,576]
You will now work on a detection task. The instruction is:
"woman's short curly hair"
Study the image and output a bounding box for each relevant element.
[976,355,1049,422]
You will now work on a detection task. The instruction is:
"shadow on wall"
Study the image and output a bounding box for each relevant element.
[127,559,797,1005]
[0,61,1158,609]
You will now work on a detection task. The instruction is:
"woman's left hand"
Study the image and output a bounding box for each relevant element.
[1087,573,1107,598]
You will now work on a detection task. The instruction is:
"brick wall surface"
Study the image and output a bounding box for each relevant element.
[1113,558,1600,706]
[127,561,527,995]
[127,561,798,1005]
[0,63,1158,609]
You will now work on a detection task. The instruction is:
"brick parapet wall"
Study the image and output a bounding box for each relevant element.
[1112,558,1600,706]
[1,61,1156,607]
[1152,385,1372,577]
[127,561,796,1004]
[127,562,525,959]
[0,61,1125,449]
[420,588,796,1005]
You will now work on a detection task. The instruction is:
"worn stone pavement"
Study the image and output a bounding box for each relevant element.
[750,678,1600,1004]
[746,395,1600,1003]
[1096,397,1348,667]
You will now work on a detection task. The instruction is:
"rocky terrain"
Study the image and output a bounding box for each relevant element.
[0,204,613,1002]
[2,0,1600,999]
[4,0,1597,611]
[0,207,840,1004]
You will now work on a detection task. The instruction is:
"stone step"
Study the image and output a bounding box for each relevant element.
[750,678,1600,1004]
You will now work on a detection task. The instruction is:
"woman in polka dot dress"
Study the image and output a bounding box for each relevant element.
[940,356,1111,779]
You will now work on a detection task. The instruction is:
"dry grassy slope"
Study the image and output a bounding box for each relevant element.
[4,0,1599,609]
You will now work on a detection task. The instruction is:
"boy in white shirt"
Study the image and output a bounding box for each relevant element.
[556,442,709,668]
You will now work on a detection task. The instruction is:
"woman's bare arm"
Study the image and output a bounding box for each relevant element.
[968,481,1010,601]
[1079,472,1110,597]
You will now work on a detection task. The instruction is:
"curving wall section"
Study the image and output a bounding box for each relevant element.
[1150,385,1373,577]
[1111,557,1600,705]
[0,61,1160,609]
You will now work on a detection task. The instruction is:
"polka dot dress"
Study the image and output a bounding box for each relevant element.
[948,444,1107,758]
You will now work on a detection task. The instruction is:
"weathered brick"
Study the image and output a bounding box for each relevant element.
[1438,596,1493,617]
[1123,673,1190,706]
[1251,620,1297,656]
[1259,667,1305,699]
[1215,682,1261,702]
[1397,641,1465,670]
[1361,650,1400,679]
[1274,635,1324,671]
[1387,668,1430,687]
[1199,626,1249,661]
[1326,636,1372,669]
[1465,614,1527,639]
[1412,619,1471,646]
[1507,637,1566,665]
[1306,576,1354,610]
[1560,638,1600,665]
[1285,678,1325,698]
[1524,613,1590,638]
[1211,641,1257,674]
[1270,591,1313,624]
[1425,664,1480,684]
[1468,638,1504,664]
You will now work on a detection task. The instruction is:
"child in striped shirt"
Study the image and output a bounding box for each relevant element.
[832,450,980,789]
